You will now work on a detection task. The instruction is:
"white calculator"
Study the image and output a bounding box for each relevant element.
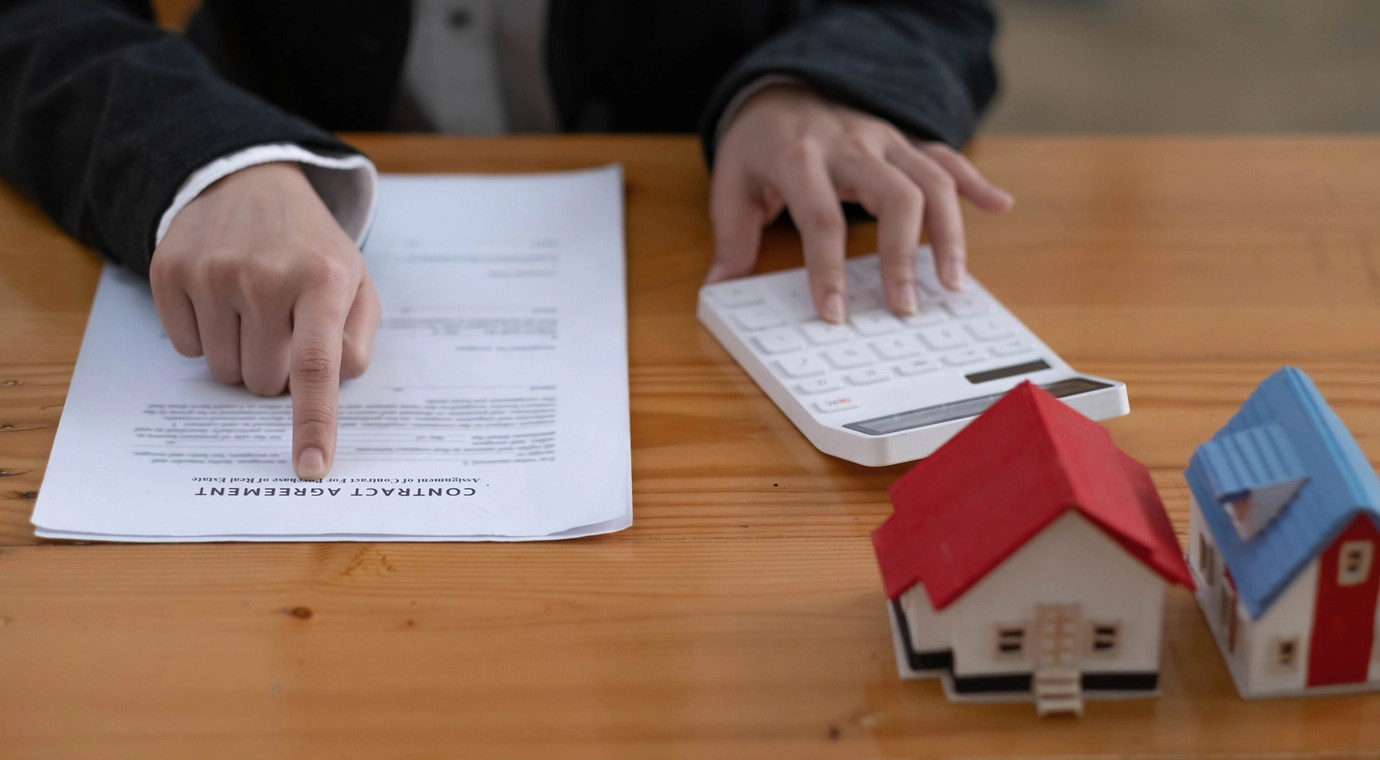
[697,247,1128,466]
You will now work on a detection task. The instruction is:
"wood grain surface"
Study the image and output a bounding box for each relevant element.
[1,136,1379,758]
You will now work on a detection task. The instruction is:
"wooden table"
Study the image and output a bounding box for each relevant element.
[2,136,1380,758]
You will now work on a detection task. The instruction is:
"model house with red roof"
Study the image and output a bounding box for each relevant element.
[872,382,1193,716]
[1186,367,1380,699]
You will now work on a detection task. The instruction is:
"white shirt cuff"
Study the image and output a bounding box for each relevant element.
[155,143,378,248]
[713,75,806,148]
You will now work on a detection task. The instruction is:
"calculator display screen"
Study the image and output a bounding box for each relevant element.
[964,359,1052,384]
[843,377,1114,437]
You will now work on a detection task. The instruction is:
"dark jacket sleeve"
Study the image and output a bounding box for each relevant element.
[0,0,361,276]
[699,1,999,164]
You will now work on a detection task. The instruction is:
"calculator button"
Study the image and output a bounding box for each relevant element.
[902,303,947,327]
[814,395,861,414]
[797,376,844,395]
[751,328,806,354]
[775,354,829,379]
[919,325,969,351]
[943,293,990,318]
[823,346,875,369]
[709,283,763,308]
[989,338,1036,357]
[800,320,853,345]
[847,288,883,312]
[846,367,892,386]
[965,317,1015,342]
[850,310,903,336]
[732,306,785,331]
[871,334,925,360]
[846,256,881,283]
[776,286,817,321]
[895,357,941,376]
[848,254,881,270]
[941,348,987,366]
[916,268,945,297]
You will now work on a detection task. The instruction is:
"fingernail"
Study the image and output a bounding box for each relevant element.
[823,293,846,324]
[891,282,918,316]
[704,261,727,284]
[941,260,967,291]
[296,447,327,480]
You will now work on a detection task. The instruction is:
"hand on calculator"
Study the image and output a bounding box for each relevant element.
[697,252,1130,466]
[705,84,1014,324]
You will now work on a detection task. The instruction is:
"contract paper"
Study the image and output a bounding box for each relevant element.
[32,166,631,541]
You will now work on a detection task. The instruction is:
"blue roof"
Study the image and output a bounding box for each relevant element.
[1196,423,1307,504]
[1185,367,1380,618]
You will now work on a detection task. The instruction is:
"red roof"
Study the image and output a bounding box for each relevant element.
[872,382,1193,609]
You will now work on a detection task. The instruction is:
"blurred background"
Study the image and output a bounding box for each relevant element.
[985,0,1380,133]
[152,0,1380,134]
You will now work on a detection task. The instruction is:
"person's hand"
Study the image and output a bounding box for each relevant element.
[706,84,1014,323]
[150,161,381,481]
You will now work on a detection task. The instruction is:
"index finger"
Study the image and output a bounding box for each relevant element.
[289,286,352,480]
[778,146,848,323]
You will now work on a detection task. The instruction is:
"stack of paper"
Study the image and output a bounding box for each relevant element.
[32,167,632,541]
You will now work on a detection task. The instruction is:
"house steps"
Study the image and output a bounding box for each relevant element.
[1033,666,1084,717]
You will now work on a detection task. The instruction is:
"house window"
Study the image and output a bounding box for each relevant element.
[1198,533,1216,586]
[995,625,1025,659]
[1338,541,1374,587]
[1089,622,1120,657]
[1271,638,1300,673]
[1217,584,1235,630]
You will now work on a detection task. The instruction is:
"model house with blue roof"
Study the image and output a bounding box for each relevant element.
[1186,367,1380,698]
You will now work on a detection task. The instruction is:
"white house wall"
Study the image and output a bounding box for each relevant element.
[899,583,951,654]
[1243,559,1317,695]
[1189,495,1244,687]
[1190,493,1321,697]
[944,510,1167,677]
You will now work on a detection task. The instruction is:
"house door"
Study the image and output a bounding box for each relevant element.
[1034,603,1083,670]
[1308,515,1380,687]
